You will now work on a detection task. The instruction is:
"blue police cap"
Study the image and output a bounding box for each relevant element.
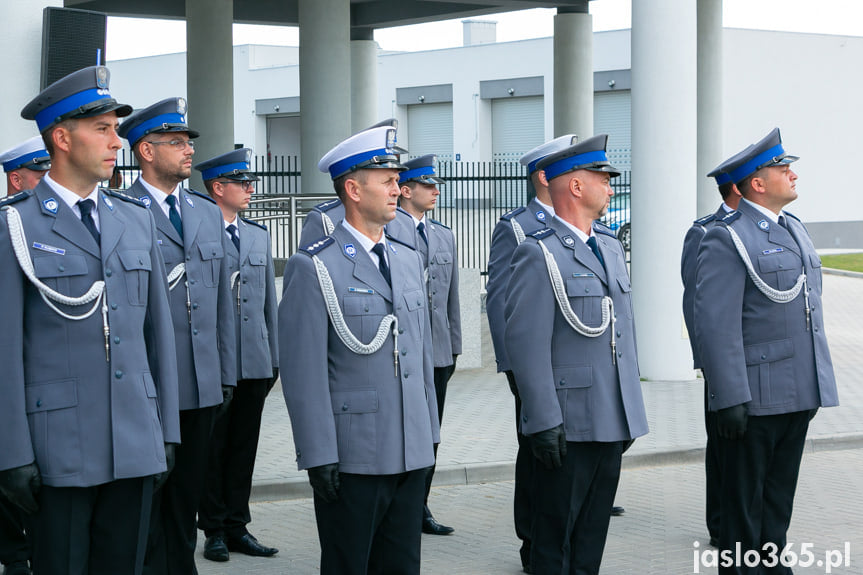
[21,66,132,133]
[520,134,577,175]
[118,97,200,147]
[399,154,445,185]
[728,128,799,184]
[194,148,259,182]
[0,136,50,173]
[536,134,620,181]
[707,145,754,186]
[318,126,407,180]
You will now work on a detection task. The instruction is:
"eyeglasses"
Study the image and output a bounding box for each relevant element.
[146,139,195,150]
[217,180,254,191]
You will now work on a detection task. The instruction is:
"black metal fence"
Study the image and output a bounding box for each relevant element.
[112,153,632,281]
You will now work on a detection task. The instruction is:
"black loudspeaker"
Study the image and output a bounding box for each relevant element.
[41,7,107,89]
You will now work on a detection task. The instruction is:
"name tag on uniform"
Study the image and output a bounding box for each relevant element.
[348,286,375,294]
[572,273,596,278]
[32,242,65,255]
[762,248,784,255]
[157,239,163,245]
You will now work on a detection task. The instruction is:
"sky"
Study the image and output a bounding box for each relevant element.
[106,0,863,62]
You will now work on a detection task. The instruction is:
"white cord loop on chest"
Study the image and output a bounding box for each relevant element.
[725,225,806,304]
[311,254,399,372]
[5,205,111,360]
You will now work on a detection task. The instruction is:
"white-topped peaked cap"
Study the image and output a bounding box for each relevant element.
[318,126,406,180]
[0,136,51,173]
[519,134,578,174]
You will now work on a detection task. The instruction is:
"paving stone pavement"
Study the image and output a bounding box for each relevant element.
[198,448,863,574]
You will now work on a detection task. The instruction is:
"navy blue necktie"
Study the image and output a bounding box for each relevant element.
[417,221,428,245]
[586,236,605,269]
[77,199,100,244]
[227,224,240,252]
[165,194,184,239]
[371,243,391,286]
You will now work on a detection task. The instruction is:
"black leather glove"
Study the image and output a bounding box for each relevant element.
[716,404,748,440]
[531,424,567,469]
[267,368,279,393]
[0,463,41,515]
[308,463,340,503]
[153,443,177,492]
[216,385,234,418]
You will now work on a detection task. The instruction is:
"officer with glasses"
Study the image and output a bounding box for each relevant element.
[119,97,237,575]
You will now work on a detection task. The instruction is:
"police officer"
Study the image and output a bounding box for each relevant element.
[0,65,180,575]
[195,149,280,561]
[485,134,574,571]
[280,125,438,575]
[118,97,237,575]
[388,154,461,535]
[694,129,838,573]
[0,136,51,196]
[680,147,748,548]
[504,134,648,574]
[0,136,51,575]
[298,118,411,248]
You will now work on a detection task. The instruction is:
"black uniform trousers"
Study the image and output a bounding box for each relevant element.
[718,411,811,575]
[704,379,722,541]
[315,468,427,575]
[29,476,153,575]
[0,495,29,567]
[199,378,270,540]
[532,440,624,575]
[505,370,535,568]
[423,364,457,507]
[144,405,217,575]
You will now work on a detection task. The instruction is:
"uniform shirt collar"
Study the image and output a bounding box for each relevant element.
[140,176,180,219]
[535,198,555,217]
[721,202,734,213]
[342,219,387,264]
[43,172,99,211]
[556,216,594,244]
[224,216,239,236]
[742,197,784,224]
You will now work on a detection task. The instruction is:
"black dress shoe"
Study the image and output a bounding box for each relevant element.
[422,514,454,535]
[204,534,230,562]
[2,561,31,575]
[227,533,279,557]
[611,505,625,516]
[709,536,719,548]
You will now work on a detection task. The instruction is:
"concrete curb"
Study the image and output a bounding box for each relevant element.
[249,432,863,503]
[822,267,863,278]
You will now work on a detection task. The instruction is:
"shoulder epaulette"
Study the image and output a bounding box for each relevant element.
[592,220,617,239]
[429,218,450,230]
[0,190,32,208]
[241,217,267,231]
[719,211,741,225]
[300,236,334,256]
[784,211,801,222]
[188,188,217,204]
[694,213,717,226]
[500,206,526,221]
[527,228,555,241]
[386,234,417,251]
[103,188,147,208]
[314,198,342,213]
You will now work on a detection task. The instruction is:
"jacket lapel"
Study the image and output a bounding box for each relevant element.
[739,201,800,256]
[178,189,202,250]
[238,219,254,262]
[98,191,125,258]
[129,180,183,246]
[34,182,100,257]
[333,225,392,302]
[551,218,607,284]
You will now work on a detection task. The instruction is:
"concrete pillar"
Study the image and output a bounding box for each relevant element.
[0,1,62,151]
[351,27,378,133]
[553,3,593,139]
[697,0,724,217]
[186,0,234,191]
[300,0,351,194]
[631,0,698,381]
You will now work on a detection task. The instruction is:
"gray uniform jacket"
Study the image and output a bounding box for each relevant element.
[299,199,344,248]
[681,206,726,369]
[486,198,552,373]
[226,218,279,380]
[386,207,462,367]
[128,179,236,410]
[504,218,648,442]
[279,223,439,475]
[694,200,838,415]
[0,182,180,487]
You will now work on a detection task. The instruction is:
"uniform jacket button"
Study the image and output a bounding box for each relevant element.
[115,371,123,379]
[105,269,112,277]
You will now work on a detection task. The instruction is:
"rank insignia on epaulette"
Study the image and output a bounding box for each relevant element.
[695,214,716,226]
[528,228,555,240]
[0,190,30,208]
[300,236,334,255]
[501,206,526,221]
[720,211,741,224]
[317,199,341,212]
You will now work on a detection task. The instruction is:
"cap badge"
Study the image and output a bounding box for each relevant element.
[177,98,187,115]
[344,243,356,258]
[96,67,109,89]
[386,129,396,150]
[43,198,58,214]
[758,219,770,231]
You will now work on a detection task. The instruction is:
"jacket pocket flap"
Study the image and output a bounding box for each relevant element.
[331,389,379,414]
[197,241,224,260]
[616,274,632,293]
[25,379,78,413]
[744,338,794,365]
[757,252,798,274]
[33,254,88,278]
[118,250,152,271]
[566,276,603,297]
[432,252,452,265]
[552,365,592,389]
[344,295,387,316]
[809,253,822,268]
[249,252,267,266]
[404,289,425,312]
